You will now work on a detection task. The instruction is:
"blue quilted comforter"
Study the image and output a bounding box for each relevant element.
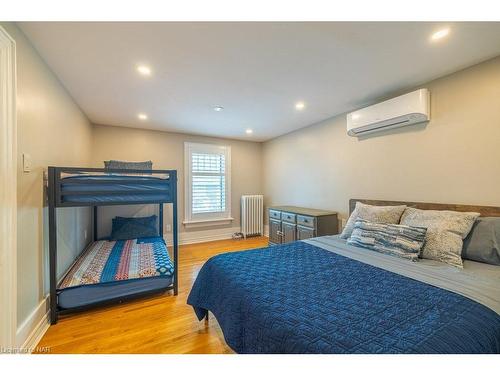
[187,241,500,353]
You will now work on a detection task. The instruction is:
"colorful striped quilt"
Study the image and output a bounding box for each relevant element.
[59,237,174,289]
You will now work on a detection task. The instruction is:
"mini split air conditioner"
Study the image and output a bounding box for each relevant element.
[347,88,430,137]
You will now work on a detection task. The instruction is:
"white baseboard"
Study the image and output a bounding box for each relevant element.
[165,225,270,245]
[16,295,50,353]
[165,226,242,245]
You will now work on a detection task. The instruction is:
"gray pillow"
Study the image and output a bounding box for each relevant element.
[104,160,152,171]
[400,208,480,268]
[462,217,500,266]
[347,219,427,262]
[341,202,407,239]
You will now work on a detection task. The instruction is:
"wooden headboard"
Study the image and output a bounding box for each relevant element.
[349,199,500,217]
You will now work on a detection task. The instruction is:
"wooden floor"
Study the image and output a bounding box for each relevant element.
[37,236,269,354]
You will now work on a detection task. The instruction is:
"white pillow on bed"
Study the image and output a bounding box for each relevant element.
[341,202,407,239]
[400,207,480,268]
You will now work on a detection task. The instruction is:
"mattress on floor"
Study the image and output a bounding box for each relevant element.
[58,237,174,309]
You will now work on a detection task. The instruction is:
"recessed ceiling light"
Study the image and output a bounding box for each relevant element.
[245,129,253,135]
[430,28,450,41]
[213,105,224,112]
[138,113,148,120]
[137,65,152,76]
[295,102,305,110]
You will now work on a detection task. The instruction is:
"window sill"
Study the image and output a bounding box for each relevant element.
[183,217,234,228]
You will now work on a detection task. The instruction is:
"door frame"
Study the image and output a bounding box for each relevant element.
[0,25,17,350]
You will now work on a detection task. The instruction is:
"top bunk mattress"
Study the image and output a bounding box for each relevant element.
[60,174,172,204]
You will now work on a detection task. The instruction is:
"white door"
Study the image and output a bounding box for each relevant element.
[0,25,17,351]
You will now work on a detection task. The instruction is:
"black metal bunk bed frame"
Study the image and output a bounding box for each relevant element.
[47,166,178,324]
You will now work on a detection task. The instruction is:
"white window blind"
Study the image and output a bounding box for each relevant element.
[191,152,226,214]
[184,143,232,224]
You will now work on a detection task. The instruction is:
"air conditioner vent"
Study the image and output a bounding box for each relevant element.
[347,89,430,137]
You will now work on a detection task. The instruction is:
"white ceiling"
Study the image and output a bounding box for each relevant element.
[19,22,500,142]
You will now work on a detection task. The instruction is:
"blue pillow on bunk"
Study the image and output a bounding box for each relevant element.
[110,215,158,240]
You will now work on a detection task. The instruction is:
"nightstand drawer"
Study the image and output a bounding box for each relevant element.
[282,212,296,223]
[269,209,281,220]
[269,219,282,245]
[297,215,315,228]
[297,225,315,240]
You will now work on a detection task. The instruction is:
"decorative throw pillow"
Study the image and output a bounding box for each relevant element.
[340,202,407,239]
[104,160,153,171]
[110,215,158,240]
[400,208,480,268]
[462,217,500,266]
[347,219,427,261]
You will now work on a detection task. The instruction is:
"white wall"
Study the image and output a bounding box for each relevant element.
[0,23,94,342]
[262,56,500,226]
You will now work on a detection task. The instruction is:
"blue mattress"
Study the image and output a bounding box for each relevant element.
[58,237,174,309]
[187,241,500,354]
[60,174,171,204]
[58,275,173,309]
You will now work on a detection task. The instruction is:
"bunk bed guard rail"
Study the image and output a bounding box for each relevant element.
[49,166,175,207]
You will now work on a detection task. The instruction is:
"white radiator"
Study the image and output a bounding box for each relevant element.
[240,195,264,238]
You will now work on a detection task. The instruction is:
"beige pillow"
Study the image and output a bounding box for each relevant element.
[341,202,407,239]
[400,207,480,268]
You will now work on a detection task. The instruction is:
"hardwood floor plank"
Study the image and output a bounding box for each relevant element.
[36,236,268,354]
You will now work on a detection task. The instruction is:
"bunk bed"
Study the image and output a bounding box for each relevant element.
[47,166,178,324]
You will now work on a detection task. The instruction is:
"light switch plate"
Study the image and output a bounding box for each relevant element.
[23,153,32,172]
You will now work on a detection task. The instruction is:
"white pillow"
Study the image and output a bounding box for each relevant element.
[341,202,407,239]
[400,207,480,268]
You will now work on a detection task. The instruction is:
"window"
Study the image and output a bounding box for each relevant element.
[184,142,232,225]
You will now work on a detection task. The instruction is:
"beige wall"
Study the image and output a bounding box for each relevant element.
[263,56,500,227]
[91,125,263,237]
[1,23,94,330]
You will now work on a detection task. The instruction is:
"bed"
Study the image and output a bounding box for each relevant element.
[187,199,500,354]
[48,166,179,324]
[58,237,174,309]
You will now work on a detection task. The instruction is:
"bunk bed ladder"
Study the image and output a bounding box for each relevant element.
[159,203,163,238]
[48,167,58,324]
[172,170,179,296]
[93,206,98,241]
